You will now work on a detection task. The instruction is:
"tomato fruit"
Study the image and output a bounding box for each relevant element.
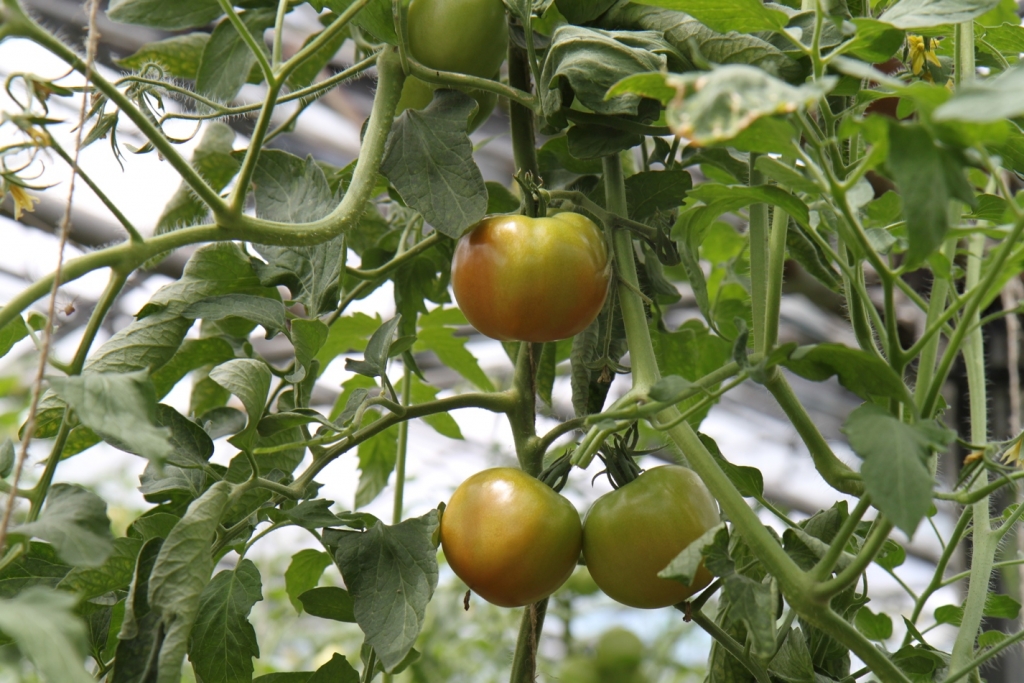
[582,466,720,609]
[395,76,497,133]
[451,213,611,342]
[596,628,643,680]
[439,467,582,607]
[407,0,508,79]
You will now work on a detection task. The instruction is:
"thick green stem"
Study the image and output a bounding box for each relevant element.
[509,343,541,474]
[509,599,548,683]
[810,496,872,582]
[216,0,273,83]
[815,518,894,600]
[230,78,284,214]
[272,0,288,68]
[508,39,539,182]
[763,207,789,353]
[392,365,412,524]
[914,240,956,406]
[764,371,863,495]
[950,232,993,672]
[748,154,769,352]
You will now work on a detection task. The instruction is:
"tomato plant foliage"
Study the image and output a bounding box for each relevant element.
[2,0,1024,681]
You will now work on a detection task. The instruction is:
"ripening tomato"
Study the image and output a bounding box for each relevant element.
[451,213,611,342]
[582,466,720,609]
[395,75,497,133]
[439,467,582,608]
[407,0,508,79]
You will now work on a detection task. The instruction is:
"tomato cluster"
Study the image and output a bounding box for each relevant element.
[399,0,508,132]
[438,465,720,609]
[451,213,611,343]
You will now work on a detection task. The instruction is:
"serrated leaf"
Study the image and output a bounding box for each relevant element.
[331,511,439,672]
[414,309,494,391]
[781,343,909,403]
[148,480,232,683]
[0,588,92,683]
[658,523,727,585]
[658,66,833,146]
[633,0,788,33]
[196,9,274,102]
[58,537,143,601]
[625,170,693,219]
[842,404,950,536]
[10,484,114,567]
[285,550,333,613]
[116,33,210,79]
[183,294,287,338]
[769,627,815,683]
[107,0,222,29]
[723,573,775,658]
[188,559,263,683]
[298,586,357,623]
[209,359,272,451]
[0,543,69,599]
[381,90,487,238]
[880,0,1001,29]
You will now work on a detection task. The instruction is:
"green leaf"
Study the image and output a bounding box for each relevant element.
[354,410,398,509]
[934,65,1024,123]
[0,588,92,683]
[542,25,670,120]
[555,0,618,23]
[298,586,358,623]
[625,170,693,219]
[381,90,487,239]
[401,374,463,440]
[148,481,232,683]
[566,124,641,160]
[781,344,909,403]
[649,320,731,427]
[984,593,1021,619]
[315,313,380,372]
[330,510,439,672]
[155,122,240,235]
[656,66,833,146]
[0,315,28,360]
[50,369,175,463]
[486,181,521,214]
[840,18,907,62]
[84,313,193,376]
[538,135,606,175]
[723,573,776,658]
[116,33,210,79]
[875,539,907,571]
[880,0,1002,29]
[309,653,360,683]
[700,433,764,498]
[209,359,272,451]
[769,628,815,683]
[58,537,143,601]
[346,315,401,380]
[414,308,494,391]
[151,337,236,399]
[0,543,69,601]
[0,438,13,479]
[250,149,338,224]
[842,404,951,536]
[934,603,963,626]
[288,319,330,383]
[188,559,263,683]
[688,183,812,230]
[183,294,287,338]
[855,607,893,641]
[658,523,727,585]
[111,537,163,681]
[632,0,788,33]
[285,550,333,613]
[288,26,351,90]
[107,0,222,29]
[754,156,821,195]
[196,9,275,102]
[10,484,114,567]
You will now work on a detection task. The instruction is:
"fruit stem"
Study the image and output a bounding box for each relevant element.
[509,598,548,683]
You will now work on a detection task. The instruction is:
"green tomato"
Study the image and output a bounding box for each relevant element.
[582,466,720,609]
[395,75,497,133]
[407,0,508,78]
[595,627,643,679]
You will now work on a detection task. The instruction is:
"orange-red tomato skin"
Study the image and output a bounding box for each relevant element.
[451,213,610,343]
[439,467,583,608]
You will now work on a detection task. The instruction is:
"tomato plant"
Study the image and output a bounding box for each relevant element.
[1,0,1023,682]
[451,213,611,342]
[439,467,582,607]
[583,467,719,609]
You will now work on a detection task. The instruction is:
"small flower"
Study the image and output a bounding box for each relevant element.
[907,36,941,81]
[7,183,40,220]
[1001,435,1023,467]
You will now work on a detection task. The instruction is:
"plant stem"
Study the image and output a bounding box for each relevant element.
[508,37,539,181]
[689,610,772,683]
[216,0,274,83]
[914,240,956,407]
[392,365,412,524]
[810,495,872,581]
[272,0,289,68]
[509,599,548,683]
[748,153,769,352]
[763,206,789,353]
[950,232,993,672]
